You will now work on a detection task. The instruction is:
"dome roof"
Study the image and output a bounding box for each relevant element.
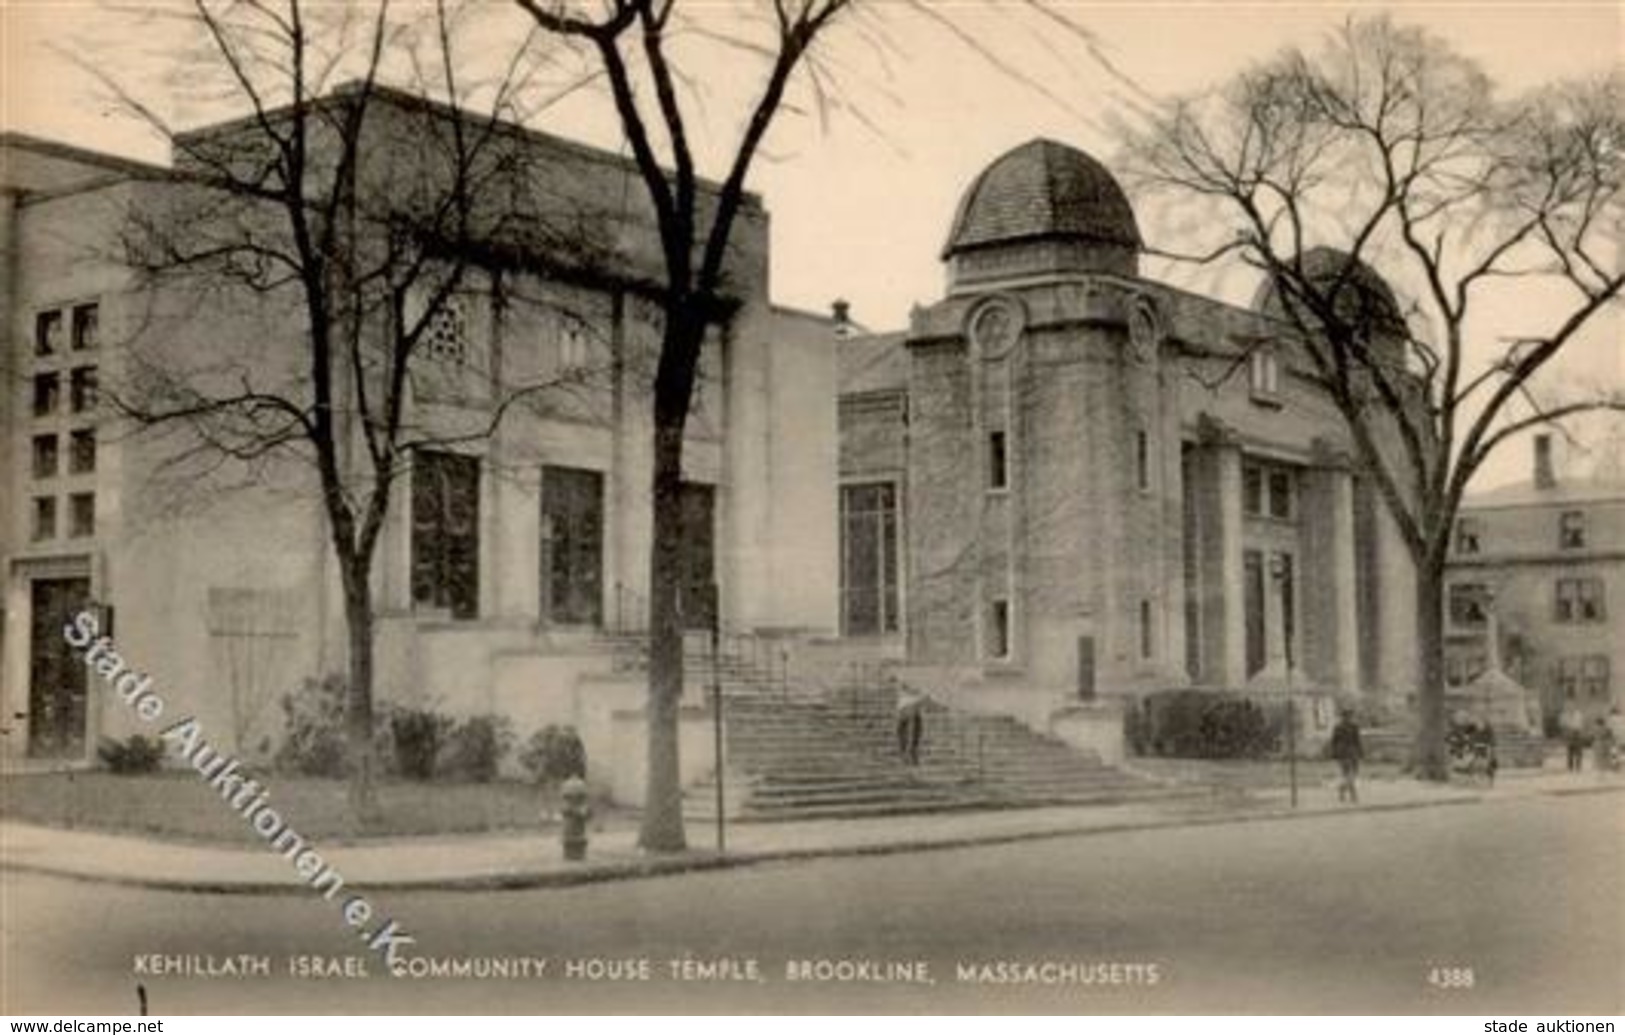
[944,139,1140,259]
[1253,248,1404,331]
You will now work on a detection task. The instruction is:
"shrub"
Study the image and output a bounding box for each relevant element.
[519,725,588,785]
[388,707,453,781]
[96,734,165,774]
[1139,689,1282,760]
[441,714,515,783]
[275,675,350,777]
[1197,697,1278,759]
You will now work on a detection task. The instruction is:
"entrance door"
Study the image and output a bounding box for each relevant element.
[28,577,91,758]
[541,466,604,626]
[678,482,716,630]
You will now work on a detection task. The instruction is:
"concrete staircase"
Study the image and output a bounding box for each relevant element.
[601,632,1173,820]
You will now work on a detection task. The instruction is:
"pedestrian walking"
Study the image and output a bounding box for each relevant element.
[895,686,926,766]
[1330,708,1363,804]
[1591,716,1614,774]
[1600,709,1624,773]
[1560,701,1587,772]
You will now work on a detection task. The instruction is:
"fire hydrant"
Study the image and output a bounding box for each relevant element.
[559,776,590,861]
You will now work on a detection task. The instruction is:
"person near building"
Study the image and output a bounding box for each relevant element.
[1591,716,1615,774]
[1560,702,1587,772]
[1330,709,1364,804]
[1601,708,1624,773]
[895,686,927,767]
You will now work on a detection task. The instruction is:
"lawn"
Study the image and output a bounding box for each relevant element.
[0,770,621,844]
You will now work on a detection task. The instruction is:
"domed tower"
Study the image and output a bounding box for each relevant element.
[943,139,1141,291]
[1253,248,1409,371]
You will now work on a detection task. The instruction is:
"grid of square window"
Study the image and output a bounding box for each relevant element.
[27,302,100,543]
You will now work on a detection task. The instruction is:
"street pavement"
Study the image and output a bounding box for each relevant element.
[2,787,1620,1014]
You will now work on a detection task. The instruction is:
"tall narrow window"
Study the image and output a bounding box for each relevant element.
[1243,464,1265,516]
[68,493,95,538]
[1139,599,1154,659]
[411,450,481,619]
[1249,348,1280,400]
[69,367,98,413]
[33,373,60,417]
[988,598,1011,660]
[69,429,96,474]
[1455,517,1482,555]
[1559,510,1586,549]
[32,435,59,479]
[72,304,99,351]
[839,482,900,637]
[1135,430,1151,491]
[988,430,1008,491]
[1268,469,1294,519]
[32,497,57,541]
[35,311,63,357]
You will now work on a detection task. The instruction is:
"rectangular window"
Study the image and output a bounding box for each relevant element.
[33,373,60,417]
[1581,656,1610,701]
[1243,461,1295,519]
[988,598,1011,660]
[1268,469,1294,520]
[1448,583,1489,627]
[1555,577,1606,623]
[1557,658,1582,701]
[72,303,99,351]
[1455,517,1482,555]
[32,435,59,479]
[35,310,63,356]
[68,493,95,538]
[411,449,480,619]
[1135,431,1150,491]
[1139,599,1154,659]
[1249,349,1280,400]
[32,497,57,541]
[69,429,96,474]
[988,430,1008,491]
[70,367,98,413]
[1243,465,1265,516]
[1560,510,1586,550]
[839,482,900,637]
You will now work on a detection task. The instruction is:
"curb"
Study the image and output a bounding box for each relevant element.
[16,782,1619,896]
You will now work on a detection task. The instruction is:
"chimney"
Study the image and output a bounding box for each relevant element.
[1533,433,1557,491]
[831,298,852,337]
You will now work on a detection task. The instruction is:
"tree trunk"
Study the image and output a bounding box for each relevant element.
[1413,557,1450,781]
[640,416,689,852]
[637,415,689,851]
[343,568,381,825]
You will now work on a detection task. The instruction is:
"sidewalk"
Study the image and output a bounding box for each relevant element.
[2,767,1619,895]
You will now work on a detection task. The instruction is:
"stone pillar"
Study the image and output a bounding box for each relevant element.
[1303,451,1360,694]
[1326,466,1360,694]
[1196,418,1246,687]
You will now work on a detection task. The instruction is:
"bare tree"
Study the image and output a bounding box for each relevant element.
[89,0,576,820]
[509,0,866,852]
[1123,16,1623,778]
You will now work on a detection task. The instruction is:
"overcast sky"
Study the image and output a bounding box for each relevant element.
[4,0,1621,483]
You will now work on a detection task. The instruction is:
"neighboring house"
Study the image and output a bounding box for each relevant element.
[1,86,839,791]
[836,139,1421,735]
[1445,433,1624,728]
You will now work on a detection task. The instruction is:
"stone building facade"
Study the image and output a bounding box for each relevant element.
[838,140,1419,733]
[1444,433,1624,727]
[2,88,838,791]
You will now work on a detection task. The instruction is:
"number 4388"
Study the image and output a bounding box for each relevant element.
[1428,966,1476,989]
